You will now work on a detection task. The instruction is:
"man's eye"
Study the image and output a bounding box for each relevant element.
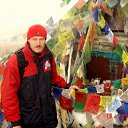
[32,38,37,41]
[40,38,45,41]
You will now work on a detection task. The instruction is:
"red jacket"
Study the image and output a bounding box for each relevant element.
[2,43,67,123]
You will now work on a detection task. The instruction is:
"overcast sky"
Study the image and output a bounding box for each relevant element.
[0,0,78,39]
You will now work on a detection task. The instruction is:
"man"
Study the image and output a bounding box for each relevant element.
[2,24,78,128]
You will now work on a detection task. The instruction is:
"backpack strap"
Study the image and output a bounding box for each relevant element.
[15,49,28,81]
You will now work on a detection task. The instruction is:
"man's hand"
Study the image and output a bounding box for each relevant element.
[118,89,123,95]
[69,85,79,91]
[13,126,22,128]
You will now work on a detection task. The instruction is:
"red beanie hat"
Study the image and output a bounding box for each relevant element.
[27,24,47,40]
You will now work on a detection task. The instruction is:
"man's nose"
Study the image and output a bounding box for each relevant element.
[36,39,40,45]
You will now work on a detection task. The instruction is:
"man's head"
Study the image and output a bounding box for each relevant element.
[27,24,47,54]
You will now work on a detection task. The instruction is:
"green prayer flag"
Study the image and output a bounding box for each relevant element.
[112,79,121,89]
[65,0,71,4]
[113,43,124,59]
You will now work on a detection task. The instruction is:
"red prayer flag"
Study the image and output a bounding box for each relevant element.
[95,112,112,125]
[59,96,73,112]
[100,2,113,16]
[83,94,100,115]
[89,21,96,46]
[77,33,85,52]
[113,36,118,48]
[76,77,83,87]
[75,91,86,102]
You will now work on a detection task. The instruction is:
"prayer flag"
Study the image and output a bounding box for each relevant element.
[83,94,100,115]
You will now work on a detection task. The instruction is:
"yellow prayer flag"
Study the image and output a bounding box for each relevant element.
[62,13,70,20]
[58,33,67,42]
[71,14,82,25]
[122,50,128,67]
[97,16,105,28]
[58,29,75,44]
[121,78,128,86]
[52,41,68,58]
[65,29,75,42]
[62,7,77,20]
[100,96,113,110]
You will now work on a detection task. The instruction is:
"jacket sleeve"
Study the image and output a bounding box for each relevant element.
[1,54,21,124]
[51,58,70,88]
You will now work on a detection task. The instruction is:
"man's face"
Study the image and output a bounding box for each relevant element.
[28,36,46,53]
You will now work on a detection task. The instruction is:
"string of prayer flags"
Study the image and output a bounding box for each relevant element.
[120,89,128,103]
[83,94,100,115]
[106,96,122,113]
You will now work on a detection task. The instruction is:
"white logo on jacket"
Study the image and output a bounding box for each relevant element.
[44,60,51,72]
